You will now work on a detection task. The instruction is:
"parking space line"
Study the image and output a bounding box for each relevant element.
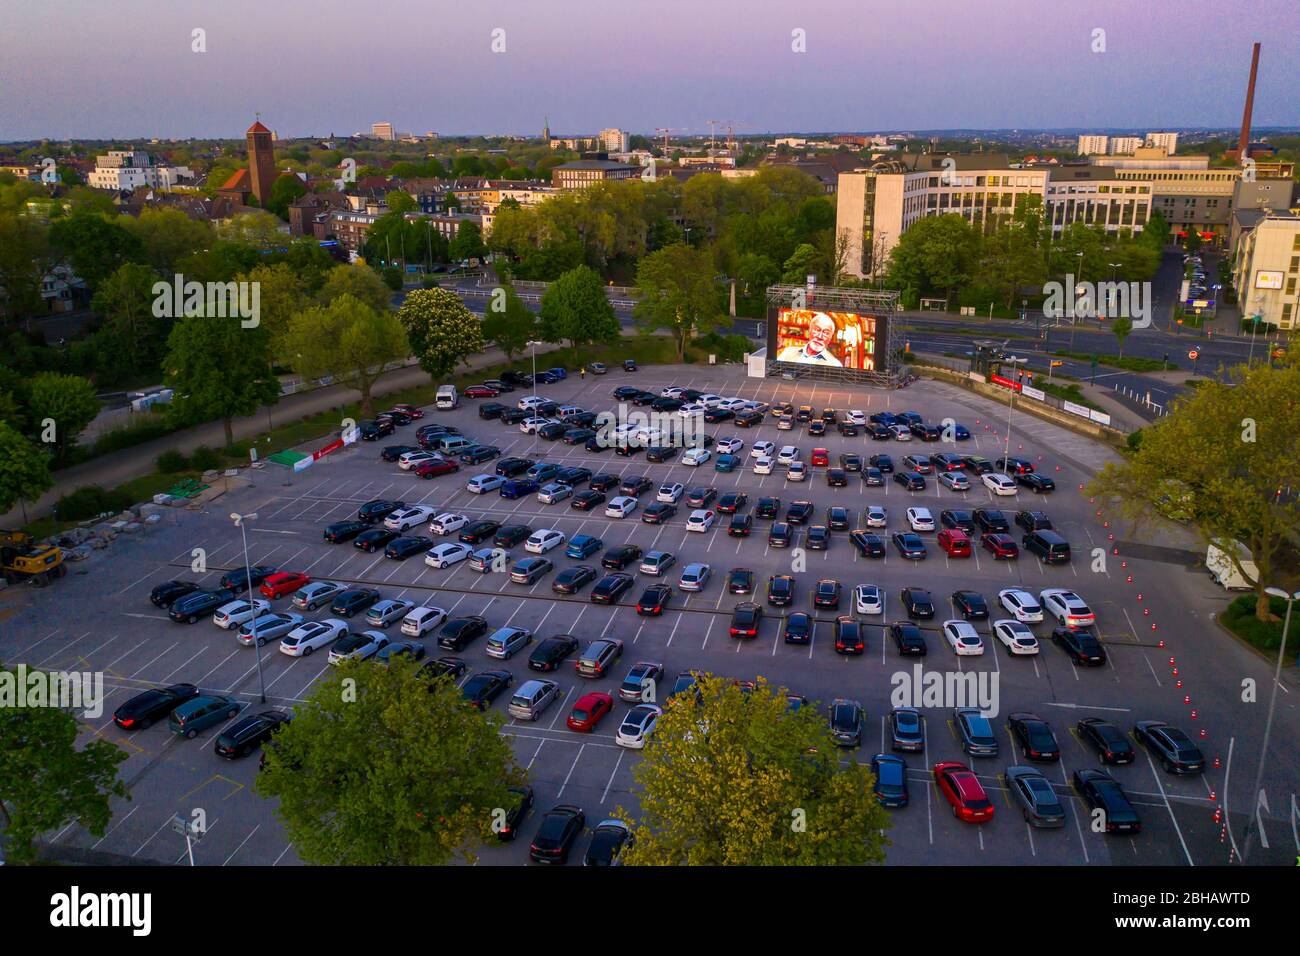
[555,744,587,799]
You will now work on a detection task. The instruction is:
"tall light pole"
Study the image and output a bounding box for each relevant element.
[231,512,267,703]
[1000,356,1025,475]
[1108,261,1122,323]
[527,339,541,455]
[1241,586,1298,863]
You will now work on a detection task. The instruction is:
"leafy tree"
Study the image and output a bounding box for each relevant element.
[265,174,308,220]
[256,659,520,865]
[396,287,485,380]
[0,213,57,322]
[163,313,280,448]
[381,266,404,291]
[282,294,407,418]
[0,675,129,865]
[1111,315,1134,357]
[237,262,308,352]
[90,262,170,383]
[481,281,536,361]
[633,243,725,359]
[320,263,392,314]
[48,213,144,291]
[978,221,1047,309]
[28,373,99,464]
[885,214,978,306]
[780,242,822,283]
[222,211,287,251]
[538,265,620,358]
[385,191,417,214]
[175,240,260,284]
[1088,358,1300,622]
[616,674,890,865]
[448,221,487,263]
[120,207,213,273]
[0,422,53,517]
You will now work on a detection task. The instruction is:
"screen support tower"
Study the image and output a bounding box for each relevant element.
[764,284,902,387]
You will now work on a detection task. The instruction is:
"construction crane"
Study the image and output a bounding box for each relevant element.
[654,127,685,155]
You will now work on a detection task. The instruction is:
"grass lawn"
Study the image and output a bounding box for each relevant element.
[1049,350,1167,373]
[1221,595,1296,659]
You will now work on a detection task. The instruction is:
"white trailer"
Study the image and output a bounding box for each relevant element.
[1206,539,1257,591]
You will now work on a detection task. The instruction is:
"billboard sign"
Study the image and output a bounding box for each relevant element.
[769,308,881,371]
[1255,271,1284,290]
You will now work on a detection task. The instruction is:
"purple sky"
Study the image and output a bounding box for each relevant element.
[2,0,1297,140]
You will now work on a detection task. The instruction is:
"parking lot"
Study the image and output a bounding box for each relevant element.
[4,361,1297,867]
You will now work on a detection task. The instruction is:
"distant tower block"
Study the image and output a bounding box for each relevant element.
[246,118,277,206]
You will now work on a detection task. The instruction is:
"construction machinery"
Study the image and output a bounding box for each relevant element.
[0,531,65,587]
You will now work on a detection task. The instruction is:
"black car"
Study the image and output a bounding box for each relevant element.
[643,502,678,525]
[1015,510,1053,533]
[833,617,864,655]
[168,587,238,623]
[555,466,592,487]
[565,428,597,445]
[460,444,500,464]
[891,532,926,559]
[1052,627,1106,666]
[807,420,826,436]
[973,509,1010,534]
[528,635,580,672]
[768,522,793,548]
[727,513,752,536]
[613,385,641,400]
[716,492,748,514]
[786,500,814,524]
[494,524,532,548]
[630,390,657,406]
[688,487,718,508]
[500,408,529,425]
[729,602,763,638]
[840,453,863,472]
[783,612,813,645]
[215,710,291,759]
[530,804,586,863]
[113,683,199,729]
[940,510,975,533]
[553,565,598,595]
[602,545,643,571]
[459,520,501,544]
[1008,713,1061,761]
[1073,769,1141,834]
[703,407,733,423]
[869,424,892,440]
[649,398,682,413]
[813,579,841,609]
[358,499,405,524]
[331,588,381,618]
[1134,721,1205,774]
[894,471,925,491]
[571,490,607,511]
[806,525,830,550]
[359,418,395,440]
[354,527,399,553]
[830,699,864,747]
[826,468,848,488]
[645,445,680,463]
[498,785,535,841]
[754,496,780,519]
[150,580,200,608]
[727,568,755,594]
[620,475,653,497]
[1018,473,1056,493]
[589,473,621,493]
[583,820,633,866]
[495,457,534,477]
[439,615,490,651]
[869,454,894,473]
[538,422,566,441]
[385,535,432,560]
[849,531,886,558]
[767,574,796,607]
[418,656,468,684]
[952,590,989,620]
[734,410,763,428]
[324,520,369,543]
[478,402,509,420]
[636,584,673,616]
[1076,718,1135,765]
[220,565,277,593]
[827,506,851,532]
[901,587,935,619]
[837,421,859,437]
[890,621,928,656]
[591,573,634,604]
[462,670,513,711]
[381,444,420,462]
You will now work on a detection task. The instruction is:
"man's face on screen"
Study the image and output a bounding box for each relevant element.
[808,315,835,354]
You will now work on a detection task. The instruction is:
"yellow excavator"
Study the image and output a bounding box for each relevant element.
[0,531,65,587]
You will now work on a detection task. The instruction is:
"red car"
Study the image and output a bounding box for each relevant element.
[390,403,423,419]
[937,528,971,558]
[810,447,829,467]
[463,385,500,398]
[566,692,613,732]
[413,459,460,479]
[259,571,311,599]
[981,533,1019,559]
[934,762,995,823]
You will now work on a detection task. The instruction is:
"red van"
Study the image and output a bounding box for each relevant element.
[938,528,972,558]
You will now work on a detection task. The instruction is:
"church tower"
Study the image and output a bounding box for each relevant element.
[246,117,277,206]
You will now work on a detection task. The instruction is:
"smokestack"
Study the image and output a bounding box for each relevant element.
[1237,42,1261,163]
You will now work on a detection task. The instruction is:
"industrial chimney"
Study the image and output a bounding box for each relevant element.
[1237,42,1261,163]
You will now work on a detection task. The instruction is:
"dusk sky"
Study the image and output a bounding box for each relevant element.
[2,0,1297,140]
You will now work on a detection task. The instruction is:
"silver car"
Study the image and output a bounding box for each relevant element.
[366,598,416,629]
[485,626,533,660]
[236,612,304,646]
[292,581,346,611]
[506,679,562,721]
[1006,766,1067,828]
[679,562,711,592]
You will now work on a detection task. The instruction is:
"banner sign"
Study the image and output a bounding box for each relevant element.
[1062,400,1091,419]
[1021,385,1046,401]
[990,373,1022,391]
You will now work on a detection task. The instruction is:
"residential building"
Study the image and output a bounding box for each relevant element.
[551,159,639,189]
[1077,135,1109,156]
[1145,132,1179,154]
[1,164,42,181]
[1232,212,1300,330]
[288,191,349,238]
[549,136,594,151]
[88,150,193,191]
[598,128,630,153]
[1109,136,1143,155]
[372,122,395,141]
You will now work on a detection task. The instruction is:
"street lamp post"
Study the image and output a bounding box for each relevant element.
[1001,357,1025,475]
[1241,586,1299,863]
[231,512,267,703]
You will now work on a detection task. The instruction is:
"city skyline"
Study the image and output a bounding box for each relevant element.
[2,0,1298,140]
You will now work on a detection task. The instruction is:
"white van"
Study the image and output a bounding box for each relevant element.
[401,605,448,637]
[435,385,459,409]
[1206,540,1257,591]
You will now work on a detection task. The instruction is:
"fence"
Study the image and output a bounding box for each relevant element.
[1112,382,1167,418]
[278,358,420,397]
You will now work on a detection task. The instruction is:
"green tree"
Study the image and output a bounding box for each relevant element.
[616,674,890,865]
[0,213,57,322]
[780,242,822,283]
[633,243,725,359]
[120,207,213,273]
[90,262,169,382]
[480,282,536,361]
[448,221,487,263]
[28,373,99,464]
[538,265,620,358]
[265,175,308,220]
[396,287,485,380]
[237,262,308,353]
[885,214,978,306]
[282,294,408,417]
[256,660,520,865]
[1111,315,1134,358]
[319,263,392,314]
[0,674,130,864]
[0,422,53,518]
[163,313,280,448]
[48,213,144,291]
[385,191,417,214]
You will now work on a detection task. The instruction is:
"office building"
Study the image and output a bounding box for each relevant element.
[598,128,630,153]
[551,159,639,189]
[1232,212,1300,329]
[371,122,395,141]
[88,150,193,191]
[1145,132,1179,154]
[1077,135,1109,156]
[1109,136,1143,155]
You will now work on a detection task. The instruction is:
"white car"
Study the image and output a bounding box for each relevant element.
[992,619,1040,655]
[213,598,270,630]
[906,507,935,532]
[999,588,1044,623]
[657,482,685,504]
[752,457,774,475]
[679,403,706,418]
[327,630,389,665]
[685,509,716,532]
[939,472,971,491]
[698,394,723,407]
[520,416,554,434]
[855,584,884,615]
[889,424,912,441]
[751,441,776,458]
[517,395,545,411]
[385,505,437,532]
[661,386,686,398]
[717,398,746,412]
[366,598,416,629]
[398,451,438,470]
[682,447,711,466]
[942,619,985,656]
[525,529,565,554]
[236,612,304,646]
[537,482,572,505]
[466,473,505,494]
[605,496,637,519]
[401,605,448,637]
[1040,589,1096,627]
[616,704,663,749]
[717,437,743,454]
[983,473,1018,496]
[279,618,348,657]
[429,512,467,535]
[425,542,474,568]
[777,445,799,466]
[787,461,808,482]
[847,410,867,426]
[679,562,712,591]
[776,416,794,431]
[291,581,345,611]
[864,505,888,528]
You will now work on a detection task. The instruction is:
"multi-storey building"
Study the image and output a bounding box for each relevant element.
[598,128,630,153]
[1092,147,1240,244]
[1109,136,1143,155]
[1145,132,1179,154]
[88,150,193,191]
[1042,165,1153,234]
[1232,212,1300,330]
[551,159,639,189]
[1077,135,1109,156]
[371,122,395,141]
